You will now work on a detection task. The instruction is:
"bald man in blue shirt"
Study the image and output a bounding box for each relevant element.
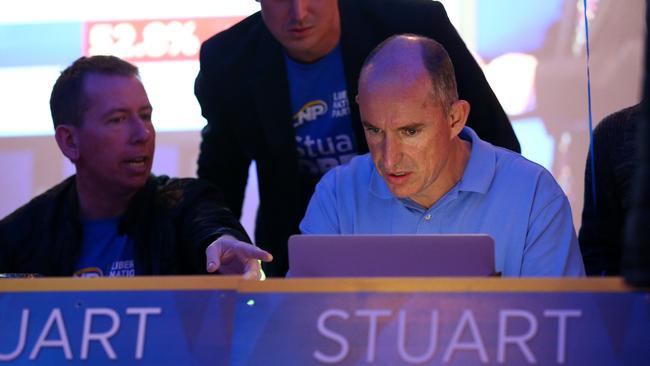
[300,34,584,277]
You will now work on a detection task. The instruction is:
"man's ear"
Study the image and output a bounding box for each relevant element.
[55,124,80,162]
[448,100,470,138]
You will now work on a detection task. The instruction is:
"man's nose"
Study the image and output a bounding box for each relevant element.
[290,0,308,22]
[381,135,402,169]
[130,117,153,144]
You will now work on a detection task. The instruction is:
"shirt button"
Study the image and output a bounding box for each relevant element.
[424,214,432,221]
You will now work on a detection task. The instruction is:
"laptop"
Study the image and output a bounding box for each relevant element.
[287,234,495,277]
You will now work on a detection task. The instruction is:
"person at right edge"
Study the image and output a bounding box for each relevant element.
[579,104,641,276]
[195,0,520,277]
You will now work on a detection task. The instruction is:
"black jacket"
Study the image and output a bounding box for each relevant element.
[195,0,520,277]
[579,104,640,275]
[0,175,249,276]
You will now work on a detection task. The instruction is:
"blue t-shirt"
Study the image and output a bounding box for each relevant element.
[300,127,585,277]
[74,217,135,277]
[285,44,358,178]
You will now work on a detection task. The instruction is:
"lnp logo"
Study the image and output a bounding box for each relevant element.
[293,100,328,128]
[74,267,103,278]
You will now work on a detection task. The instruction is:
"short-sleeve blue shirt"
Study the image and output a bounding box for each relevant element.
[300,127,585,277]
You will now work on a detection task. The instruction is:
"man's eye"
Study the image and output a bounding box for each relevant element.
[404,128,418,136]
[108,115,126,124]
[365,126,381,135]
[140,113,152,122]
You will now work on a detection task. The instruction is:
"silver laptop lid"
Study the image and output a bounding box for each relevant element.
[287,234,495,277]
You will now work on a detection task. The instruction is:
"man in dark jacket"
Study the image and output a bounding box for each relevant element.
[0,55,272,278]
[195,0,520,277]
[579,104,641,276]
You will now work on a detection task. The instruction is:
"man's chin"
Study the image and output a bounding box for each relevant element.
[119,174,150,193]
[387,186,414,200]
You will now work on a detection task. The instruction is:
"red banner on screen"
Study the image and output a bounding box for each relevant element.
[83,17,244,62]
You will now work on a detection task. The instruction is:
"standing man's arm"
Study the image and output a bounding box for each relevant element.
[425,1,519,152]
[194,45,251,218]
[368,0,520,152]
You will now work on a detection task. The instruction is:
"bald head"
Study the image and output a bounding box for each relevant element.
[355,34,471,208]
[359,34,459,114]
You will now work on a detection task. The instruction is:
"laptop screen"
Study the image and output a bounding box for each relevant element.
[287,234,495,277]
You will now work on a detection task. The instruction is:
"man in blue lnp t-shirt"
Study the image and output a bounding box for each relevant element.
[300,34,585,277]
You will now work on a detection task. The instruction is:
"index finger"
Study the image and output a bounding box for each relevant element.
[242,259,263,280]
[243,245,273,263]
[205,241,223,273]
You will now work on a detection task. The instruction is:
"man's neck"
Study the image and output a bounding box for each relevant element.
[75,176,136,220]
[450,138,472,185]
[287,39,340,64]
[413,138,472,209]
[286,18,341,63]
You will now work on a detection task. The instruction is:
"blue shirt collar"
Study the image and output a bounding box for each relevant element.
[369,126,496,200]
[369,159,393,199]
[456,126,496,194]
